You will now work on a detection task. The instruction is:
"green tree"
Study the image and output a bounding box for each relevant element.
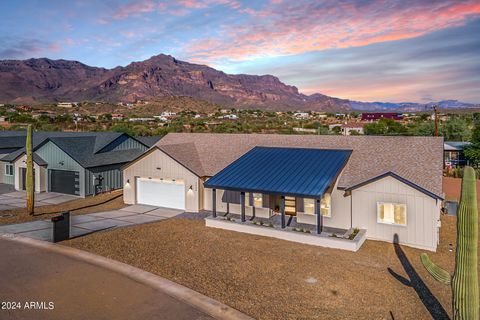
[364,119,407,135]
[443,117,470,141]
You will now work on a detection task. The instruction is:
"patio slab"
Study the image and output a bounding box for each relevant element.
[3,191,26,198]
[41,195,77,204]
[120,204,158,214]
[113,214,165,224]
[18,228,52,241]
[75,219,133,231]
[34,193,65,201]
[0,204,14,211]
[0,220,51,234]
[70,226,94,238]
[90,210,139,219]
[145,207,184,218]
[71,215,104,224]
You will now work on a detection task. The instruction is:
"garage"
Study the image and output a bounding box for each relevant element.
[136,178,185,210]
[49,169,80,195]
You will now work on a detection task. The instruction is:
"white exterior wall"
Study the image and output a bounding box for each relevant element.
[14,155,47,193]
[123,149,201,212]
[351,176,441,251]
[203,188,272,218]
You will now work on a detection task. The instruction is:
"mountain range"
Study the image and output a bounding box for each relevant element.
[0,54,477,111]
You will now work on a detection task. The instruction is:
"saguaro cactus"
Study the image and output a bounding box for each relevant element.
[421,166,479,319]
[26,124,34,215]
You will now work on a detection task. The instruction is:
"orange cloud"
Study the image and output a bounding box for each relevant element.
[185,0,480,64]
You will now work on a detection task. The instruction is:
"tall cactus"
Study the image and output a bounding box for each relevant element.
[421,166,479,319]
[26,124,34,215]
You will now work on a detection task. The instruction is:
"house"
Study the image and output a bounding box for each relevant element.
[112,113,125,121]
[361,112,403,121]
[341,122,364,135]
[16,105,32,112]
[444,141,471,167]
[0,131,160,197]
[294,112,310,119]
[123,133,443,251]
[57,102,77,108]
[128,117,156,122]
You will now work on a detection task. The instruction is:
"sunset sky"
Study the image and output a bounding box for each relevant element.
[1,0,479,103]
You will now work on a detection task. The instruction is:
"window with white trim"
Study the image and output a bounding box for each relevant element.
[303,193,331,217]
[5,164,13,176]
[377,202,407,226]
[321,193,331,217]
[253,193,262,207]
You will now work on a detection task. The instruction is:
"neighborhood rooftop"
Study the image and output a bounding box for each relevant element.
[154,133,444,198]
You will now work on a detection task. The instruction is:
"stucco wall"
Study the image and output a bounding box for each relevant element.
[351,175,441,251]
[14,155,46,193]
[123,148,200,212]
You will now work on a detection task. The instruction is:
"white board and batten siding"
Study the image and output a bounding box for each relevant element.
[123,148,200,212]
[352,175,441,251]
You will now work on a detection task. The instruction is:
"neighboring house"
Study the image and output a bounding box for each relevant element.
[123,133,444,251]
[361,112,403,121]
[444,141,471,167]
[0,131,160,197]
[341,122,364,135]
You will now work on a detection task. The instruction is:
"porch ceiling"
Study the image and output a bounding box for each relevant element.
[204,146,352,198]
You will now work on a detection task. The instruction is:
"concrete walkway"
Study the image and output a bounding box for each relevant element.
[0,191,78,211]
[0,205,184,242]
[0,237,213,320]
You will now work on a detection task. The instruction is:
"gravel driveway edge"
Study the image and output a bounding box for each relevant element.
[1,233,253,320]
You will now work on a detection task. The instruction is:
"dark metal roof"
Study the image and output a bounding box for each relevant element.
[204,146,352,198]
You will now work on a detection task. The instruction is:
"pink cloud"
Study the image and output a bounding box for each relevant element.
[184,0,480,63]
[113,0,165,19]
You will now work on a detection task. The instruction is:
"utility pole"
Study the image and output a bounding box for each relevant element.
[433,105,439,137]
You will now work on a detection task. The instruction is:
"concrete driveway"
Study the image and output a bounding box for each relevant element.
[0,237,212,320]
[0,191,79,211]
[0,205,184,242]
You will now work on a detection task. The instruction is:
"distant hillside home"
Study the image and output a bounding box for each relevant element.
[361,112,403,121]
[444,141,471,167]
[123,133,444,251]
[0,131,160,197]
[341,122,364,135]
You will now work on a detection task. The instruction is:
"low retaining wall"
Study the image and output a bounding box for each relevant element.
[205,217,366,252]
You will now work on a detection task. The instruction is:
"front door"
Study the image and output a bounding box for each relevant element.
[285,196,296,215]
[21,168,35,191]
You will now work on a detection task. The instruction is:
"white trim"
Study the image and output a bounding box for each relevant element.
[4,163,13,176]
[376,202,407,227]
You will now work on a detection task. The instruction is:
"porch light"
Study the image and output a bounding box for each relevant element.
[59,161,64,165]
[189,185,193,190]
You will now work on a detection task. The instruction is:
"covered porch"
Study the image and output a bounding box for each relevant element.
[203,146,367,251]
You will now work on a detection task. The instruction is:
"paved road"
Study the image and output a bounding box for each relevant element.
[0,238,212,320]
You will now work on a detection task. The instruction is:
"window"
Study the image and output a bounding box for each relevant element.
[321,193,331,217]
[377,202,407,226]
[253,193,262,207]
[5,164,13,176]
[304,198,315,215]
[303,194,331,217]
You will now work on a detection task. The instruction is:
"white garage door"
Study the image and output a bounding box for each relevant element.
[136,178,185,210]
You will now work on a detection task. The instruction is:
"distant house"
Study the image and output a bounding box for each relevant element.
[444,141,471,167]
[112,113,125,121]
[57,102,77,108]
[0,131,160,197]
[16,105,32,112]
[341,123,364,135]
[294,112,310,119]
[293,127,317,133]
[220,114,238,120]
[361,112,403,121]
[128,117,156,122]
[153,115,169,122]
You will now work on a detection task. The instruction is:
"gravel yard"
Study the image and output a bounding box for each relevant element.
[0,190,125,225]
[64,213,461,319]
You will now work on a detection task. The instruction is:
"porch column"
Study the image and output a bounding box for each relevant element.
[316,198,322,234]
[212,189,217,218]
[240,192,246,222]
[280,196,286,229]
